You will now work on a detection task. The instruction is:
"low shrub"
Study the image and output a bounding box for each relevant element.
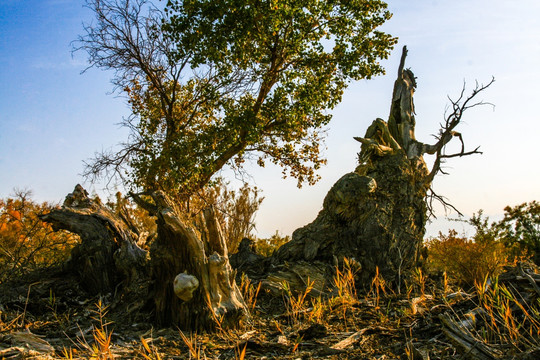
[0,190,78,283]
[254,231,290,257]
[426,230,510,287]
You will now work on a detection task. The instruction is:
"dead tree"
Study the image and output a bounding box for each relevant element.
[274,46,494,289]
[41,185,249,331]
[142,190,249,330]
[39,185,148,295]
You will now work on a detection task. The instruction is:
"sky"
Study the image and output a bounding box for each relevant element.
[1,0,539,239]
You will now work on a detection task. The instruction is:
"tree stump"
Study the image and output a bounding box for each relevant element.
[40,185,148,295]
[148,191,249,330]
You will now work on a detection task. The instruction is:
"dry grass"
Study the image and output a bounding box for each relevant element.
[474,276,540,350]
[239,273,261,313]
[138,335,163,360]
[81,299,115,359]
[1,258,539,359]
[281,279,314,325]
[178,330,205,359]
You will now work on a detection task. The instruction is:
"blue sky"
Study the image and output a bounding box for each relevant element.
[1,0,539,238]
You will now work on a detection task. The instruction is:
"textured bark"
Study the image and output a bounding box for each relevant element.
[273,47,432,288]
[149,191,248,330]
[41,185,247,330]
[274,153,427,288]
[39,185,148,295]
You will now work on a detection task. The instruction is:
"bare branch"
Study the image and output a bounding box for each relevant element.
[82,138,146,187]
[424,77,495,184]
[426,187,464,219]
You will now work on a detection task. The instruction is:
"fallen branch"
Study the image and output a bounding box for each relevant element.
[331,326,394,350]
[439,313,501,360]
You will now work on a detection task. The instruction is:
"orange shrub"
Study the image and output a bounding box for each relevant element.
[0,190,79,283]
[426,230,510,287]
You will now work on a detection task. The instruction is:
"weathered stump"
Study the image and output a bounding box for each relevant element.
[148,191,249,330]
[40,185,148,295]
[274,151,427,288]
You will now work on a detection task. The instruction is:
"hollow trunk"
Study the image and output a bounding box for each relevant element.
[39,185,148,295]
[148,191,249,330]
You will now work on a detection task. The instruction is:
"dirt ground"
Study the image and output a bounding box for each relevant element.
[1,264,539,359]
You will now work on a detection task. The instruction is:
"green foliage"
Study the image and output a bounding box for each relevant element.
[255,231,291,257]
[79,0,396,200]
[497,201,540,264]
[468,210,502,244]
[470,202,540,264]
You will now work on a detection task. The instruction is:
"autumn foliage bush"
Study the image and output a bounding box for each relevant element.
[0,190,79,283]
[255,231,291,257]
[427,203,540,287]
[427,229,510,287]
[169,179,264,253]
[203,180,264,253]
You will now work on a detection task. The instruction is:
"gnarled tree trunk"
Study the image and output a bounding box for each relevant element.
[274,152,427,289]
[147,191,248,330]
[42,185,249,331]
[40,185,148,295]
[273,46,490,289]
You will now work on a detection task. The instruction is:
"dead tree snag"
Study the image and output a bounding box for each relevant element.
[274,46,493,289]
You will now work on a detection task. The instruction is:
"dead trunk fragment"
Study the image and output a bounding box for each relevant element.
[39,184,147,295]
[148,190,249,330]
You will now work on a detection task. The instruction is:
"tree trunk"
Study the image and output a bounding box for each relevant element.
[39,185,148,295]
[273,47,431,289]
[274,154,427,288]
[42,185,248,331]
[148,191,249,330]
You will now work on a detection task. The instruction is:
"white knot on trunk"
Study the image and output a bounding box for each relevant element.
[173,272,199,301]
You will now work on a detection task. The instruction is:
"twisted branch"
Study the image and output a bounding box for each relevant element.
[424,78,495,184]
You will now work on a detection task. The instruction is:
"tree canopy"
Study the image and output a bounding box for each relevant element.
[79,0,396,201]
